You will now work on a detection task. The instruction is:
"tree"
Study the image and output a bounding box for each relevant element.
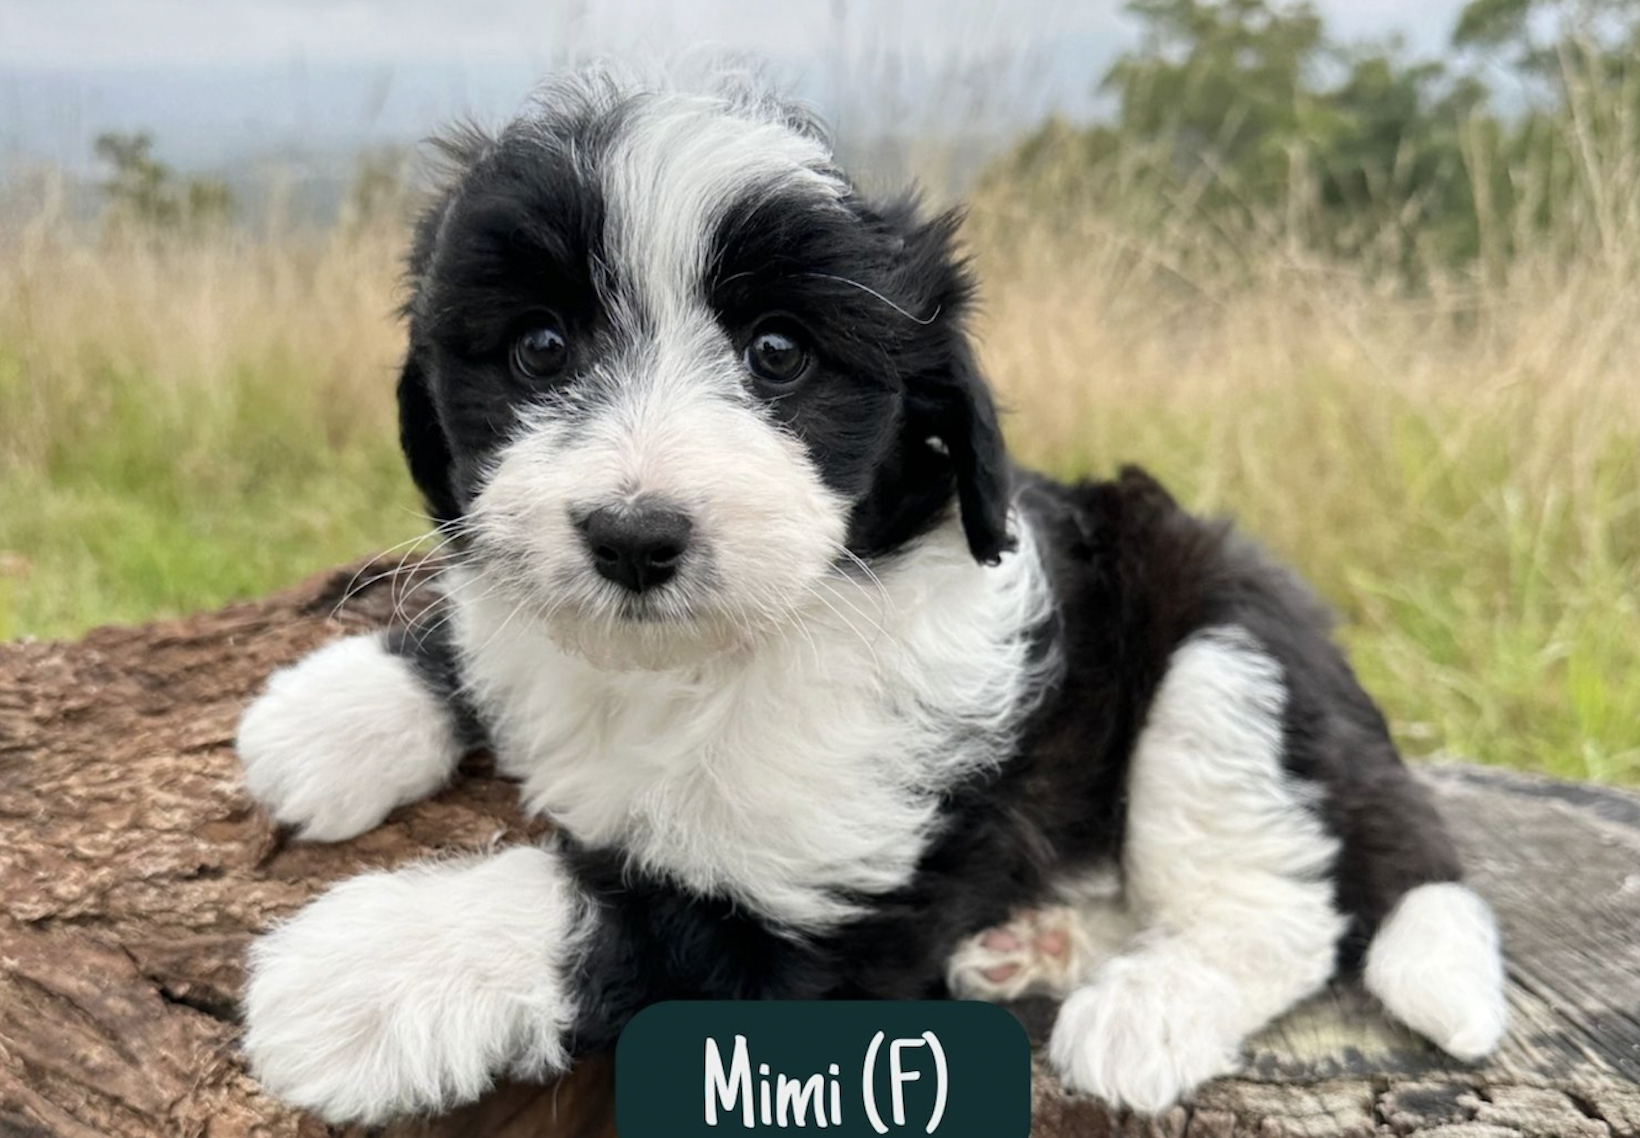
[1452,0,1640,262]
[1454,0,1640,66]
[1103,0,1327,205]
[1001,0,1488,266]
[988,0,1640,276]
[93,131,234,231]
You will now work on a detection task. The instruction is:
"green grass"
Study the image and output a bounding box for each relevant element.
[1009,387,1640,786]
[0,346,421,638]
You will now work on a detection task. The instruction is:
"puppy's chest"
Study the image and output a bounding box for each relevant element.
[498,669,957,918]
[468,641,1004,927]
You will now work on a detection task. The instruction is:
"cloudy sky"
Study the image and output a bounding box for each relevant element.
[0,0,1474,171]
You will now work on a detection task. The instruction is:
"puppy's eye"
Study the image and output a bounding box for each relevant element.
[743,320,811,385]
[511,316,569,380]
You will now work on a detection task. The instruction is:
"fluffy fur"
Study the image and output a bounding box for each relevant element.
[243,847,590,1123]
[1048,628,1347,1111]
[237,632,464,840]
[237,68,1508,1124]
[1364,882,1509,1059]
[455,519,1053,929]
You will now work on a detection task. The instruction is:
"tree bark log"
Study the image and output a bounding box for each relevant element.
[2,560,1636,1137]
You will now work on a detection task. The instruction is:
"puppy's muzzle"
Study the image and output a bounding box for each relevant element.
[576,498,694,594]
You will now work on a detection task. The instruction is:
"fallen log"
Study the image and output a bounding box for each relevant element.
[1,560,1636,1138]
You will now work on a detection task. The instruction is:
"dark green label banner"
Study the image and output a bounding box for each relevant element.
[615,1001,1030,1137]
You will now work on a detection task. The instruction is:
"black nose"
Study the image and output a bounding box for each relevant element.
[577,502,694,594]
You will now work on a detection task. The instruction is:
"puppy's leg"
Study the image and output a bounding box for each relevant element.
[242,846,591,1125]
[242,844,843,1125]
[1049,627,1346,1113]
[237,629,468,840]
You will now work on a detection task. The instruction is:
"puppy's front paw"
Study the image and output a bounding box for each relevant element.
[1048,947,1243,1114]
[242,847,584,1125]
[237,632,461,841]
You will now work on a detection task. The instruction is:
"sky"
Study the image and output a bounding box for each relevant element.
[0,0,1475,174]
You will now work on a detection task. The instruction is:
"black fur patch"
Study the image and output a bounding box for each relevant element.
[385,619,488,752]
[399,115,615,517]
[705,190,1012,561]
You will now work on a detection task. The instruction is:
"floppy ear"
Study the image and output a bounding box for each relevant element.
[887,203,1016,564]
[918,341,1016,565]
[396,349,460,524]
[393,128,495,526]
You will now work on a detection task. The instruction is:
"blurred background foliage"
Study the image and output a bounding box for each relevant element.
[1002,0,1640,273]
[93,131,236,232]
[1,0,1636,784]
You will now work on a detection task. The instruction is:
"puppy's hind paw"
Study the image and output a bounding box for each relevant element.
[1365,882,1508,1060]
[948,907,1085,1001]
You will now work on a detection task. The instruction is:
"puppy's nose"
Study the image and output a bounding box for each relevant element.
[577,501,693,594]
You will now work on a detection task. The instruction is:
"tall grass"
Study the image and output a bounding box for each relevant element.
[0,96,1635,784]
[0,181,419,636]
[965,79,1640,785]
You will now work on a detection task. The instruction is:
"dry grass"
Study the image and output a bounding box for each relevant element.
[1,148,1636,784]
[965,154,1640,784]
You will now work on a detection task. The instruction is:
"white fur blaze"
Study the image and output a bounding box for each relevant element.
[458,520,1054,931]
[1364,881,1508,1060]
[236,632,462,841]
[241,846,590,1125]
[1048,626,1347,1112]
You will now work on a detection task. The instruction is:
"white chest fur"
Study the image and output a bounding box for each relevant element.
[451,523,1053,930]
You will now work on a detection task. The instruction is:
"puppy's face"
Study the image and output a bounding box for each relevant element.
[400,77,1011,669]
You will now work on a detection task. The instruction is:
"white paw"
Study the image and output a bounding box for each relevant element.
[241,847,587,1125]
[1365,882,1508,1060]
[1048,945,1244,1114]
[949,907,1086,1001]
[237,632,462,841]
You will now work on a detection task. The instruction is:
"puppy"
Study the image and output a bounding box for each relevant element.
[236,70,1507,1125]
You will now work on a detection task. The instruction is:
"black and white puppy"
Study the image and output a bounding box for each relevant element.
[236,71,1507,1125]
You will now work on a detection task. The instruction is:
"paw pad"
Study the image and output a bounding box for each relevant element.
[950,907,1083,1000]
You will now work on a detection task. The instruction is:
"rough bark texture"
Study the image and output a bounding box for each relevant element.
[1,559,1636,1138]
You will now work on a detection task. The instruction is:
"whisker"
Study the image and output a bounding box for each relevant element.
[408,567,503,648]
[469,593,531,660]
[803,581,882,669]
[812,577,892,644]
[800,272,940,325]
[771,598,824,671]
[330,527,459,621]
[825,546,895,628]
[834,546,887,594]
[389,536,469,627]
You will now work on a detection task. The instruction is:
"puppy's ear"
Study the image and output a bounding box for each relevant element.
[395,137,482,526]
[893,205,1015,565]
[914,341,1015,565]
[397,349,460,523]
